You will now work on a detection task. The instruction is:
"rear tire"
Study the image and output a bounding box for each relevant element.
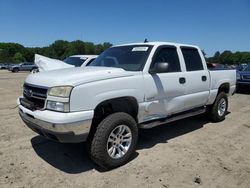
[89,112,138,169]
[207,92,228,122]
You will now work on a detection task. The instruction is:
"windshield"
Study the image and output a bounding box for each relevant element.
[89,45,153,71]
[243,64,250,71]
[64,57,86,67]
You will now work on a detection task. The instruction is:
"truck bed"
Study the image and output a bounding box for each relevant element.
[207,69,236,104]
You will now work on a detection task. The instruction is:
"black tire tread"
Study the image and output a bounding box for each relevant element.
[207,92,228,122]
[90,112,138,169]
[12,68,19,73]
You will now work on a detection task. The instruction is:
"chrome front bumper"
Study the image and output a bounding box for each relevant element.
[19,106,93,143]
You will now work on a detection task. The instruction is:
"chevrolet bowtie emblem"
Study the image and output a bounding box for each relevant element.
[27,89,32,96]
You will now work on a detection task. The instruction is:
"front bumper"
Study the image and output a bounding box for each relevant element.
[237,81,250,85]
[18,98,94,143]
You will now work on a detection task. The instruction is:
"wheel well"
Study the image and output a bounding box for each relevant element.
[87,97,139,141]
[12,67,19,72]
[218,83,230,94]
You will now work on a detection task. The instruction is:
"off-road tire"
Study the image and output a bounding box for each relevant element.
[90,112,138,169]
[207,92,228,122]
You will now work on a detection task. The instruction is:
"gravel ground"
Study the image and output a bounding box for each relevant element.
[0,70,249,188]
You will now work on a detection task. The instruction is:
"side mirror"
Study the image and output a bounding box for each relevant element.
[149,62,169,74]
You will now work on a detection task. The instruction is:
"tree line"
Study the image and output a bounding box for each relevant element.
[1,40,249,65]
[206,51,250,65]
[0,40,112,64]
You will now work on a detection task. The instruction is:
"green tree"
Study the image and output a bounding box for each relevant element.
[0,40,112,63]
[23,48,35,62]
[63,40,86,59]
[84,42,95,54]
[49,40,69,59]
[219,50,233,64]
[212,51,221,63]
[13,52,24,63]
[241,52,250,63]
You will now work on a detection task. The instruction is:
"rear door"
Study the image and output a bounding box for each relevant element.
[180,47,210,110]
[143,46,186,120]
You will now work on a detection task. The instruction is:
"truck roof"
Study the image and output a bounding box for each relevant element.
[115,41,200,49]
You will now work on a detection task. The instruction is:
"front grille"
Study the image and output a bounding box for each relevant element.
[23,84,47,99]
[22,83,48,110]
[242,75,250,80]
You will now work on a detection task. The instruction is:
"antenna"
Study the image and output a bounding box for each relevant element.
[144,38,148,43]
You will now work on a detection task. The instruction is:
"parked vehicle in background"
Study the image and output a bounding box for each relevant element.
[0,63,10,69]
[236,64,248,71]
[225,64,237,69]
[237,64,250,89]
[207,63,227,70]
[18,42,236,169]
[64,55,97,67]
[8,63,38,73]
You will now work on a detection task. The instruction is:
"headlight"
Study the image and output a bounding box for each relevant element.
[46,101,70,112]
[236,73,241,80]
[48,86,73,98]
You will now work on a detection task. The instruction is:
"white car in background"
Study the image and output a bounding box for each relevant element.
[34,54,97,72]
[63,55,97,67]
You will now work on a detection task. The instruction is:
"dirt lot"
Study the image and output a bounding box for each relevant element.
[0,70,249,188]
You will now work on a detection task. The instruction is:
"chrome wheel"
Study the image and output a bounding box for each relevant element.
[218,98,226,116]
[107,125,132,159]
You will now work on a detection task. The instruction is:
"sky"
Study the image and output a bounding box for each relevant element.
[0,0,249,56]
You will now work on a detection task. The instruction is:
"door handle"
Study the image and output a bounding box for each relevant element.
[202,76,207,81]
[179,77,186,84]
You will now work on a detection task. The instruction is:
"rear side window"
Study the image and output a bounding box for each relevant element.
[181,47,204,71]
[152,47,181,73]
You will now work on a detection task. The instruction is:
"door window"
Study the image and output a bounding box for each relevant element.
[151,47,181,73]
[181,47,204,71]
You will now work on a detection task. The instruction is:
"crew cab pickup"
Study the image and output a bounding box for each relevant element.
[18,42,236,169]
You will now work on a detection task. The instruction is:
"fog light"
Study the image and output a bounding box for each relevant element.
[46,101,69,112]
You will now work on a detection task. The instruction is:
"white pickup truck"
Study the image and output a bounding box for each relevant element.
[18,42,236,169]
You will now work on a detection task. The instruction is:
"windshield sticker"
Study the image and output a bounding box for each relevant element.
[80,57,88,60]
[132,47,149,51]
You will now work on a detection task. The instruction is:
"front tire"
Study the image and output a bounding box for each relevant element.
[207,92,228,122]
[12,68,19,73]
[90,112,138,169]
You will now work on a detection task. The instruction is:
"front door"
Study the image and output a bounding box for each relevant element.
[143,46,186,121]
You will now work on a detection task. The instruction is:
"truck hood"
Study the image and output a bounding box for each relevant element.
[25,67,136,87]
